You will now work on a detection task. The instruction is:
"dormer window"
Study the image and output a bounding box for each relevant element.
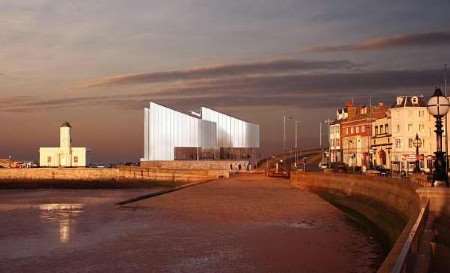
[396,96,403,105]
[411,96,418,105]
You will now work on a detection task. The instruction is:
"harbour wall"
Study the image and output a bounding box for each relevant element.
[290,171,436,273]
[0,167,229,183]
[140,160,251,171]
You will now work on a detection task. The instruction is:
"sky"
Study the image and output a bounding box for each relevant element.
[1,0,450,162]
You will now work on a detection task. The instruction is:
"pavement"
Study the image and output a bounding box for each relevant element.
[0,175,383,273]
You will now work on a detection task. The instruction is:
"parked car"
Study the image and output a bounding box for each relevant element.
[374,166,391,176]
[329,162,347,173]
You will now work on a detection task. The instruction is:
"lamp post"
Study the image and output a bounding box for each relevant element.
[294,120,300,168]
[283,115,287,152]
[283,115,293,153]
[427,88,450,186]
[413,133,422,173]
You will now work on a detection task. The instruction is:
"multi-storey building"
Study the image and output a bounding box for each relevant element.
[329,121,341,163]
[390,96,436,173]
[371,114,392,169]
[329,93,450,173]
[340,102,388,169]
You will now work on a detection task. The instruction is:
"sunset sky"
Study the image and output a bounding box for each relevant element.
[1,0,450,162]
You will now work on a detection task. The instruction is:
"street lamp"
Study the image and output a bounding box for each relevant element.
[283,115,293,152]
[294,120,301,168]
[427,88,450,186]
[413,133,422,173]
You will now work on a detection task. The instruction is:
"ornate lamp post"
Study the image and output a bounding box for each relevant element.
[413,133,422,173]
[427,88,450,186]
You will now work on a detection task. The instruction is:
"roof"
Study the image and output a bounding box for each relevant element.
[391,96,427,108]
[61,121,72,128]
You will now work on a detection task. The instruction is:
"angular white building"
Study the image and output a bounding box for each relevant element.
[201,107,260,149]
[39,122,87,167]
[144,103,217,161]
[142,102,260,161]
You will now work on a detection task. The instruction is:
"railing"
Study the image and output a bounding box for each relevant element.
[390,200,429,273]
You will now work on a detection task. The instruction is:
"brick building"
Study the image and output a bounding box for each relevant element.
[340,102,388,169]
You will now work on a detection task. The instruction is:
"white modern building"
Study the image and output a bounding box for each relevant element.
[39,122,87,167]
[143,102,260,161]
[201,107,260,148]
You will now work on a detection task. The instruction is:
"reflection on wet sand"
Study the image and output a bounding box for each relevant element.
[39,204,83,243]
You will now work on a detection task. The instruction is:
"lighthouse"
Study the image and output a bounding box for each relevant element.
[59,122,72,166]
[39,122,87,167]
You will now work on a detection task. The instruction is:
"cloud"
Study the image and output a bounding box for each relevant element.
[83,59,361,87]
[305,31,450,52]
[3,68,442,113]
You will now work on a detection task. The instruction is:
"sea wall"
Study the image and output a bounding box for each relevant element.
[0,167,228,183]
[290,171,427,273]
[140,160,250,171]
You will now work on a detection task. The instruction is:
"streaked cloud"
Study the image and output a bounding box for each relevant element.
[305,31,450,52]
[83,59,361,88]
[3,68,442,113]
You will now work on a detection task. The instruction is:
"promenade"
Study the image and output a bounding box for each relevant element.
[0,175,383,273]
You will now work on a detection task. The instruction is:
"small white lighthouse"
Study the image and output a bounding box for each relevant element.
[39,122,87,167]
[59,122,72,166]
[60,121,72,149]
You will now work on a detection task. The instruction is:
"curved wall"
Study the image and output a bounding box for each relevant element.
[290,172,423,273]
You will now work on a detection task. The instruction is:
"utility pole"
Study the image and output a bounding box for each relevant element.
[445,64,449,172]
[368,96,372,169]
[283,114,286,152]
[294,120,300,167]
[320,122,323,164]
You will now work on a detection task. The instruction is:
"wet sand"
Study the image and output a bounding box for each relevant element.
[0,175,384,273]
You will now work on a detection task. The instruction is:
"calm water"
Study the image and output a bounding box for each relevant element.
[0,178,384,273]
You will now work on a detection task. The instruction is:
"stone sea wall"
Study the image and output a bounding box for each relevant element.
[290,171,427,273]
[0,167,229,183]
[140,160,250,171]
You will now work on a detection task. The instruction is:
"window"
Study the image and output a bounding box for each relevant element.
[395,139,401,148]
[409,138,414,148]
[385,124,389,133]
[419,124,424,131]
[362,126,365,133]
[419,110,424,117]
[346,128,349,135]
[351,127,354,134]
[74,156,79,163]
[356,126,359,133]
[408,124,413,132]
[397,124,400,133]
[375,126,379,135]
[47,156,52,163]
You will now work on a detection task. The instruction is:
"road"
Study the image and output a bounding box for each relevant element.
[0,175,383,273]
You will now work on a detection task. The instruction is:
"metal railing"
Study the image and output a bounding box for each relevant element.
[390,200,430,273]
